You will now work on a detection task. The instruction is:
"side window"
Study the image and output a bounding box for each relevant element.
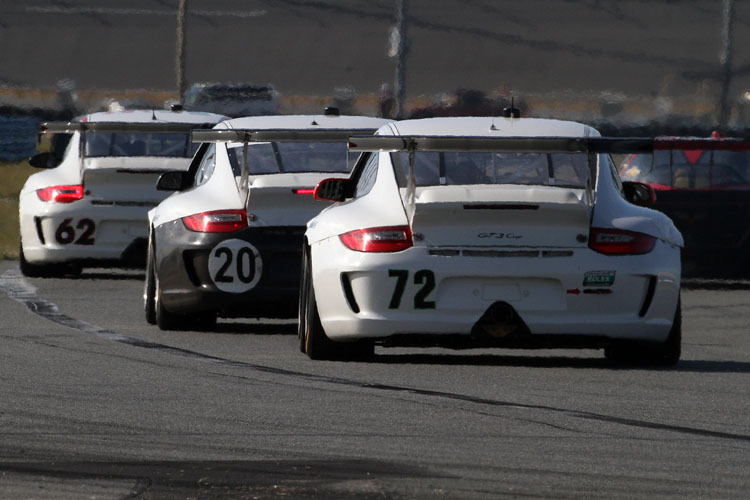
[354,153,379,198]
[194,143,216,187]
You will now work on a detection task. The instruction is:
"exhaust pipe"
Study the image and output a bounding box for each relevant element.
[473,301,527,339]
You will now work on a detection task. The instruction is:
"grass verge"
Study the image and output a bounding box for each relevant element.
[0,160,35,260]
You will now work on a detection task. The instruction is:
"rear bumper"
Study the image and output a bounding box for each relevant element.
[19,198,153,267]
[311,237,681,344]
[154,220,304,318]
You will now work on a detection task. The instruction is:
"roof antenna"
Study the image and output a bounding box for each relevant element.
[502,96,521,119]
[490,116,498,131]
[151,109,157,121]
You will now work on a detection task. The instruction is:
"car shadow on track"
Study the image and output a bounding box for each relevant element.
[371,352,610,368]
[682,279,750,291]
[210,321,297,335]
[72,270,145,281]
[370,352,750,372]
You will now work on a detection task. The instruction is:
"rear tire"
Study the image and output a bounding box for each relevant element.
[301,249,374,361]
[302,255,337,360]
[144,237,156,324]
[298,246,311,353]
[154,268,216,331]
[19,243,80,278]
[155,272,181,331]
[605,299,681,367]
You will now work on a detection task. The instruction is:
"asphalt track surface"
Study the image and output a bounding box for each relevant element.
[0,259,749,499]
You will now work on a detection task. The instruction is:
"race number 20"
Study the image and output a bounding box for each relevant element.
[208,239,263,293]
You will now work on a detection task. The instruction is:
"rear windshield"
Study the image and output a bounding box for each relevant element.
[227,141,355,175]
[84,132,196,158]
[620,150,750,189]
[391,152,590,188]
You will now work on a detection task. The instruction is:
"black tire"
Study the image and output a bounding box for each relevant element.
[144,237,157,324]
[301,249,374,361]
[153,261,216,331]
[19,242,80,278]
[605,299,681,367]
[154,272,182,331]
[302,253,337,360]
[297,248,310,353]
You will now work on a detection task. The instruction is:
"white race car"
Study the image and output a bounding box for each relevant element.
[19,109,227,276]
[299,115,689,364]
[144,112,390,330]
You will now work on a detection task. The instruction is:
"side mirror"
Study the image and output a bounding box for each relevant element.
[622,181,656,206]
[157,170,188,191]
[29,152,59,169]
[313,178,349,202]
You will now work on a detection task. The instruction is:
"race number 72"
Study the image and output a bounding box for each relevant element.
[388,269,436,309]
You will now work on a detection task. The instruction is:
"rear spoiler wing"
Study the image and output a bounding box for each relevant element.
[191,128,379,144]
[190,127,379,206]
[40,121,217,135]
[347,135,750,154]
[39,121,221,173]
[347,135,750,223]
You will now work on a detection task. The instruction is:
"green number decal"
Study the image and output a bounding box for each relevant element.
[388,269,436,309]
[413,269,436,309]
[388,269,409,309]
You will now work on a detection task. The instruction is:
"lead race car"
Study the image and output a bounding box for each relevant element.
[144,112,391,330]
[18,109,227,276]
[297,114,716,364]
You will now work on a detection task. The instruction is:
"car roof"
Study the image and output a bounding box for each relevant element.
[80,109,228,124]
[381,117,598,138]
[217,114,391,130]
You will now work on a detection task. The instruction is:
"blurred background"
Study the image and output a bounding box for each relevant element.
[2,0,750,159]
[2,0,749,267]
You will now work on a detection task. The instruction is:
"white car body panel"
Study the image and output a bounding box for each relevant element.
[149,143,244,228]
[19,110,227,265]
[306,117,683,346]
[147,114,391,319]
[150,115,391,230]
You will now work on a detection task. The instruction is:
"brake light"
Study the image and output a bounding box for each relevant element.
[36,185,84,203]
[182,209,248,233]
[339,225,413,252]
[589,227,656,255]
[293,188,315,195]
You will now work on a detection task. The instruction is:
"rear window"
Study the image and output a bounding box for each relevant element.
[227,141,355,175]
[391,151,590,188]
[620,150,750,189]
[84,132,196,158]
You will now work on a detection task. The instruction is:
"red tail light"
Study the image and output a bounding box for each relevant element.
[339,225,413,252]
[589,227,656,255]
[36,185,84,203]
[182,209,248,233]
[293,188,315,195]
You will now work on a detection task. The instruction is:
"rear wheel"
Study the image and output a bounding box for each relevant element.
[298,246,311,352]
[154,268,216,331]
[301,249,373,361]
[144,237,156,324]
[302,255,337,360]
[19,243,80,278]
[605,299,681,367]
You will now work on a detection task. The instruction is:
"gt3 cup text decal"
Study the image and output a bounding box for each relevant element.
[388,269,436,309]
[208,239,263,293]
[55,218,96,245]
[478,232,522,239]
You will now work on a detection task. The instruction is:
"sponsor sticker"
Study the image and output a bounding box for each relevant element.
[583,270,615,287]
